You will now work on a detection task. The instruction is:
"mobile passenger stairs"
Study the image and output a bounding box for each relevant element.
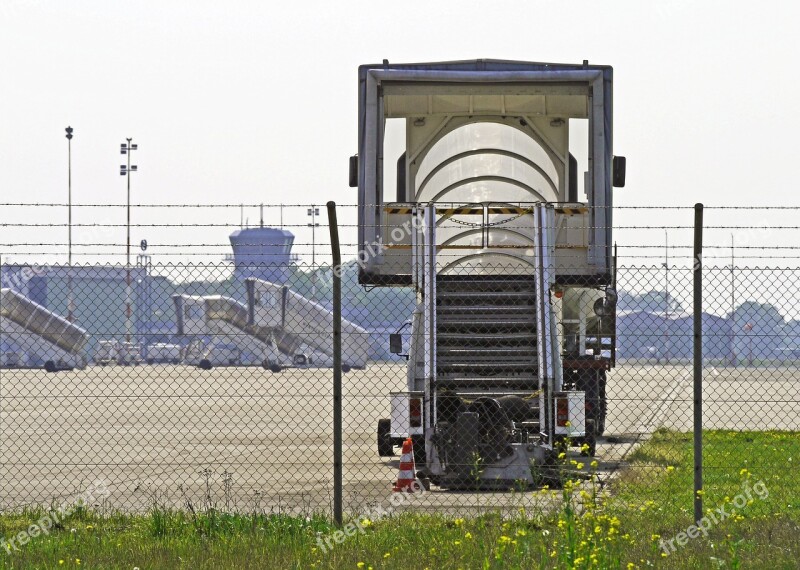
[352,59,624,488]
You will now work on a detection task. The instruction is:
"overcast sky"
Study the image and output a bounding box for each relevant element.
[1,0,799,272]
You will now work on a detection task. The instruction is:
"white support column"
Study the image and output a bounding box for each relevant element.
[534,204,561,445]
[422,204,437,465]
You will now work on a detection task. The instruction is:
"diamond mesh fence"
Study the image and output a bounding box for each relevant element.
[0,203,798,531]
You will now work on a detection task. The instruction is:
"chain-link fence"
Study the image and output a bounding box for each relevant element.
[1,203,798,527]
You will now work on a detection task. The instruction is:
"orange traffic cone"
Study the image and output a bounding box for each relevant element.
[393,437,417,493]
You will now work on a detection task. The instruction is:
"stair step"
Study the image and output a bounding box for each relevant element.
[438,347,536,357]
[436,305,536,315]
[437,333,536,343]
[438,362,537,374]
[436,376,540,388]
[438,315,536,325]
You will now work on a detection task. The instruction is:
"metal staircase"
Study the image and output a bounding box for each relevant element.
[435,276,539,390]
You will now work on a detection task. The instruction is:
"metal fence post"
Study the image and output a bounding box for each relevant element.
[693,203,704,523]
[327,201,343,526]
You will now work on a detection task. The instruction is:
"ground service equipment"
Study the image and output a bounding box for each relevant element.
[0,288,89,371]
[352,60,624,488]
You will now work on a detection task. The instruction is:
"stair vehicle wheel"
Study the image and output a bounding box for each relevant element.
[44,360,56,373]
[342,364,351,373]
[411,434,425,465]
[577,369,607,437]
[377,418,394,457]
[199,359,212,370]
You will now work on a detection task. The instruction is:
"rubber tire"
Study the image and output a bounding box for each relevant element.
[577,369,607,437]
[199,359,212,370]
[411,434,426,466]
[597,370,607,435]
[44,360,56,373]
[270,364,282,373]
[146,359,154,365]
[342,364,351,373]
[377,419,394,457]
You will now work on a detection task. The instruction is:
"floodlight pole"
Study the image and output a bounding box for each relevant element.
[308,206,319,267]
[663,229,670,364]
[729,234,736,367]
[66,126,74,322]
[120,139,138,347]
[308,206,320,296]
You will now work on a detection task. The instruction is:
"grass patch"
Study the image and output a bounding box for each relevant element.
[1,430,799,569]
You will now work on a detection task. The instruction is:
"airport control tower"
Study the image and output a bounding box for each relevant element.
[228,226,295,284]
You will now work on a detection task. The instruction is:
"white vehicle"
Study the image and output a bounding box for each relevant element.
[182,338,242,369]
[95,340,117,366]
[0,288,89,371]
[145,342,182,364]
[95,340,143,366]
[354,60,623,487]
